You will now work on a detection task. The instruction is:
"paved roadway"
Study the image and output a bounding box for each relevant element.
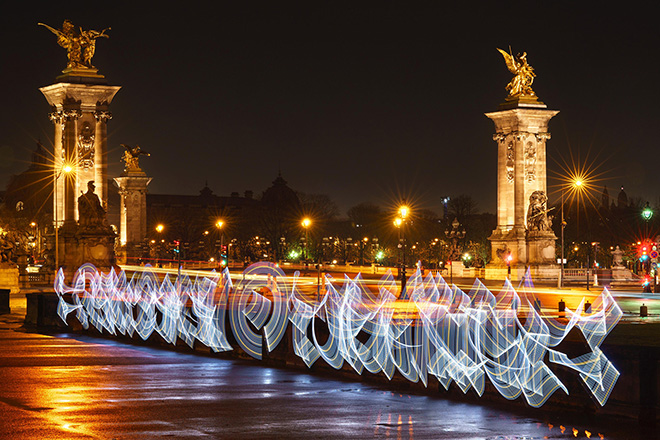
[0,291,649,439]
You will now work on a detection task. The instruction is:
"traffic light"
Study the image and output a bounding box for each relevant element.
[219,244,228,266]
[591,242,600,267]
[173,240,180,254]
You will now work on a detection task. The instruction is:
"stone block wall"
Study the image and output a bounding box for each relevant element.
[0,266,19,294]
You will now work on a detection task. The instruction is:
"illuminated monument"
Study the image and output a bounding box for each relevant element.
[114,145,152,260]
[485,49,558,280]
[39,20,119,277]
[39,20,120,224]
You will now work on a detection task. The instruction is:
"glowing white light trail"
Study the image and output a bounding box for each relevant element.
[55,262,621,408]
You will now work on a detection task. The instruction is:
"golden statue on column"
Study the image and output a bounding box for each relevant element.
[38,20,110,69]
[121,144,150,173]
[497,48,537,100]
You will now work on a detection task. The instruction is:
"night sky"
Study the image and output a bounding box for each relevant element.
[1,2,658,215]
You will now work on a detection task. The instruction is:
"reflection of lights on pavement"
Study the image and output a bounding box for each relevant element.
[56,262,622,408]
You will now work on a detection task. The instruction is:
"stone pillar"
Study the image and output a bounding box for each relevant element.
[48,110,65,228]
[94,104,112,209]
[485,98,559,279]
[114,173,152,248]
[41,76,121,224]
[61,100,81,227]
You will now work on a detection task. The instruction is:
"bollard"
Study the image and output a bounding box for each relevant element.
[584,300,592,314]
[641,304,648,317]
[0,288,10,315]
[558,299,566,312]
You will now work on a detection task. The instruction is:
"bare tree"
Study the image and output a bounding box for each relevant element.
[447,195,477,221]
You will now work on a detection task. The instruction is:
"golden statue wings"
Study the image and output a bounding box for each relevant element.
[497,48,536,100]
[39,20,110,70]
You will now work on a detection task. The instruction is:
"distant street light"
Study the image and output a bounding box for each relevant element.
[154,224,165,266]
[216,219,226,266]
[302,218,311,261]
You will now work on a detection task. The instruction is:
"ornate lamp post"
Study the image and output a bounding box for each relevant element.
[444,218,465,285]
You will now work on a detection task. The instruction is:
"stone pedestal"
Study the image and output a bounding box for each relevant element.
[612,266,635,282]
[59,226,116,283]
[485,96,559,279]
[526,230,557,264]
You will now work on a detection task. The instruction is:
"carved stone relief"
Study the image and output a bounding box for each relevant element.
[78,121,96,169]
[524,141,536,182]
[506,141,515,183]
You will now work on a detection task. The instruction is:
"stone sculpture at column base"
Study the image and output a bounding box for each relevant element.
[611,267,635,282]
[59,181,117,283]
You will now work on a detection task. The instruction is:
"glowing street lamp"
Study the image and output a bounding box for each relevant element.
[216,219,227,266]
[559,177,589,289]
[360,237,369,266]
[153,224,166,266]
[395,204,410,294]
[54,163,73,273]
[301,218,311,260]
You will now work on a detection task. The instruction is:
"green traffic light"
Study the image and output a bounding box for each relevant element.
[643,203,653,220]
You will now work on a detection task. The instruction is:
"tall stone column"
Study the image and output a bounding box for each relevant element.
[485,100,558,279]
[61,100,81,227]
[94,105,112,209]
[41,76,121,223]
[48,110,65,227]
